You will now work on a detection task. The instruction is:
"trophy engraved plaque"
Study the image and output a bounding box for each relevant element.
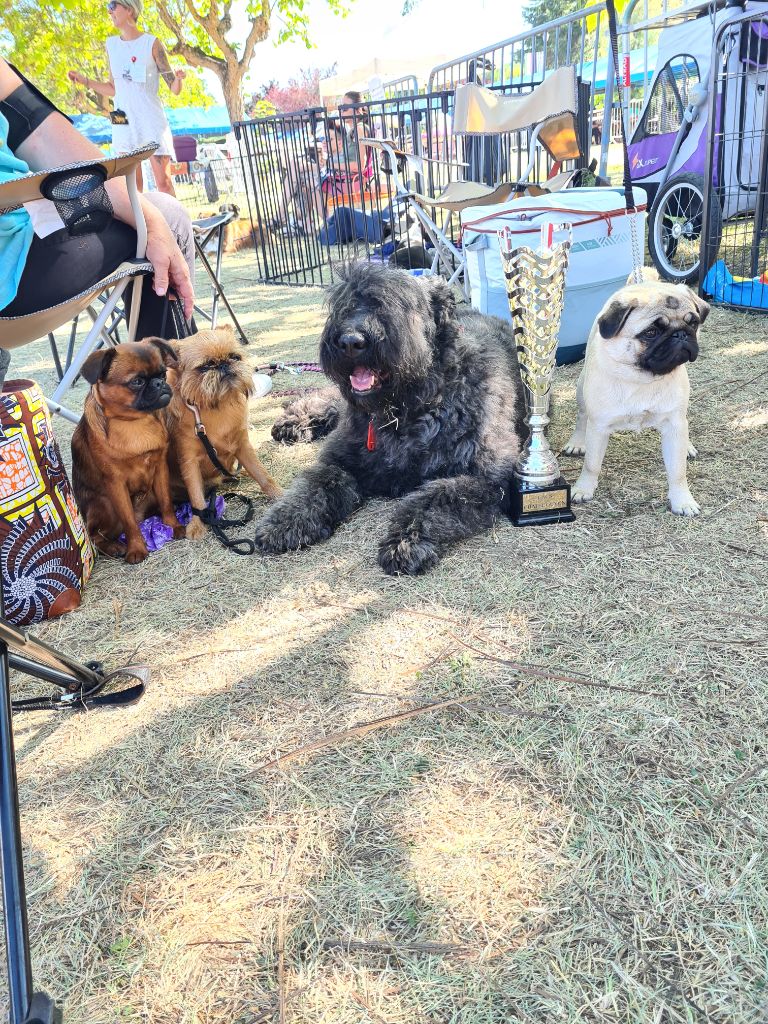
[499,225,575,527]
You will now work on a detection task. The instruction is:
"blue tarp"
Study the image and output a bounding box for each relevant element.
[70,104,232,145]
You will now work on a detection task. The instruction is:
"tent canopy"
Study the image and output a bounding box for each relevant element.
[71,104,232,145]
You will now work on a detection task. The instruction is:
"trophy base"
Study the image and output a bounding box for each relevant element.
[509,475,576,527]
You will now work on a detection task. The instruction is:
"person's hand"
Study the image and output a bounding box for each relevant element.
[142,201,195,321]
[68,70,86,86]
[174,69,187,82]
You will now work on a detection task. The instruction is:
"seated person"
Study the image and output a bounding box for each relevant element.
[0,58,194,383]
[322,113,374,198]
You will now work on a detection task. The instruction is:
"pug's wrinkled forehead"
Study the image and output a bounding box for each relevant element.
[599,282,710,339]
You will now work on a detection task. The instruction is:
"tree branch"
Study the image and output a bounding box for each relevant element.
[241,8,271,70]
[155,1,227,72]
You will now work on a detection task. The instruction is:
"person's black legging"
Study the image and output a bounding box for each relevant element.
[3,219,187,340]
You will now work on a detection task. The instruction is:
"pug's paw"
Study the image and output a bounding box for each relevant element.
[687,442,698,459]
[571,477,596,504]
[562,435,586,458]
[669,490,700,517]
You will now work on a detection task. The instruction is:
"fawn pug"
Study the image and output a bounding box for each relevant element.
[564,277,709,516]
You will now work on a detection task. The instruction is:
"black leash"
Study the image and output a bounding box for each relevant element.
[184,399,239,482]
[191,491,256,555]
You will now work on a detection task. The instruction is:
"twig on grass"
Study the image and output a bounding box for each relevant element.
[250,693,539,774]
[322,938,464,956]
[186,939,253,947]
[714,760,768,806]
[446,633,662,697]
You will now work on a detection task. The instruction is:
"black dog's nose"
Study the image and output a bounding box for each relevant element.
[337,332,368,356]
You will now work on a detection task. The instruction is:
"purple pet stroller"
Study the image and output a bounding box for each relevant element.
[628,0,768,282]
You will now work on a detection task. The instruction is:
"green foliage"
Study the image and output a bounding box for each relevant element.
[522,0,583,28]
[0,0,212,115]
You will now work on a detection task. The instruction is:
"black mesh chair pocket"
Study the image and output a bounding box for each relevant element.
[40,166,114,236]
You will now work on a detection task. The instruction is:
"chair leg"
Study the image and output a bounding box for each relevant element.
[48,282,129,423]
[0,638,33,1024]
[47,335,64,384]
[194,239,249,345]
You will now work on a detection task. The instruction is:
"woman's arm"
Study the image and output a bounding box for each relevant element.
[152,40,185,96]
[67,69,115,99]
[1,59,194,316]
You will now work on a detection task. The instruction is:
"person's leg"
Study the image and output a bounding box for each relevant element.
[3,220,190,341]
[150,154,177,197]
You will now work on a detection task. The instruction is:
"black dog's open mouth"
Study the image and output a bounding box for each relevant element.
[349,367,389,395]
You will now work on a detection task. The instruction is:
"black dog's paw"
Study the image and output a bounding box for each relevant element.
[271,395,340,446]
[271,413,317,446]
[378,532,440,576]
[253,513,332,554]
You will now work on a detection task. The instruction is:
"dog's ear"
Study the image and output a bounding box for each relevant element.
[598,298,637,339]
[146,337,179,368]
[694,293,710,324]
[81,348,117,385]
[424,277,456,330]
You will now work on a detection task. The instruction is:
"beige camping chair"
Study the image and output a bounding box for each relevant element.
[362,66,583,295]
[0,144,156,423]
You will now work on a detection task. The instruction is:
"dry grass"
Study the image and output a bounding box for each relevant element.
[3,251,768,1024]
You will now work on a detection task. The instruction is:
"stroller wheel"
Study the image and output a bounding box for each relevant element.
[648,173,722,285]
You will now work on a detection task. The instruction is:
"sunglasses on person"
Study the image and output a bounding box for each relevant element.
[106,2,126,11]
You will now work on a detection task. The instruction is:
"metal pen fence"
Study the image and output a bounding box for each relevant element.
[234,84,591,288]
[427,4,614,176]
[172,157,249,209]
[700,5,768,312]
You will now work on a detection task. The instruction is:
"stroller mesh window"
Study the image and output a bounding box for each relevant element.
[635,55,700,141]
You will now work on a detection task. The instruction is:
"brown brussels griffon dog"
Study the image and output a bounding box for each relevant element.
[71,339,184,563]
[163,326,282,539]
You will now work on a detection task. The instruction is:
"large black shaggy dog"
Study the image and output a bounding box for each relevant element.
[253,262,527,575]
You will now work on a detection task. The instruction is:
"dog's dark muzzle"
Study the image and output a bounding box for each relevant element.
[136,379,172,410]
[641,329,699,374]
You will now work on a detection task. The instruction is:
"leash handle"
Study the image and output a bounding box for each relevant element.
[191,491,256,555]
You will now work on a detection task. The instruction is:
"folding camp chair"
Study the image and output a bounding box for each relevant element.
[362,66,584,296]
[192,208,249,345]
[0,144,156,423]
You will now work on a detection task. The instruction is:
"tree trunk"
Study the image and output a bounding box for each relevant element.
[220,65,246,124]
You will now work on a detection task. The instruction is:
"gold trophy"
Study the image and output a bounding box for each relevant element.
[499,224,575,526]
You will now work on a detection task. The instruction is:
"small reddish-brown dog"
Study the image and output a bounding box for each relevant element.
[71,340,185,563]
[165,326,282,539]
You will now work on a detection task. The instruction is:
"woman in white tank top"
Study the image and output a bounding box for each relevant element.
[68,0,186,196]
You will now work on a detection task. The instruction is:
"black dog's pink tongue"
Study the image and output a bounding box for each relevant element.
[350,367,376,392]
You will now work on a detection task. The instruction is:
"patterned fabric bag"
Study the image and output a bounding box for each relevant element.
[0,379,94,625]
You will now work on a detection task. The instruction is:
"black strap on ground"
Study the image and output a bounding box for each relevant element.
[605,0,637,214]
[11,670,147,715]
[191,490,257,555]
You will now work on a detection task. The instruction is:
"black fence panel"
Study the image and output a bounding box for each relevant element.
[700,8,768,312]
[234,84,591,288]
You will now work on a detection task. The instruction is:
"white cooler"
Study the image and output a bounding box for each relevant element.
[460,187,647,364]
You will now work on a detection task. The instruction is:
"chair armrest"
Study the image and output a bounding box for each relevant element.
[0,143,157,213]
